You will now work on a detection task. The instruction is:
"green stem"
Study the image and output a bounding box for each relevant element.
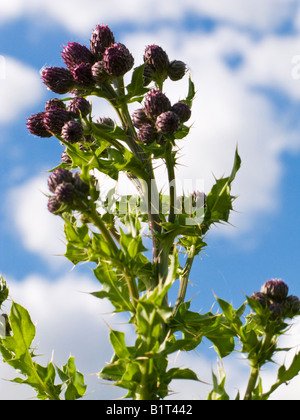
[244,363,259,400]
[165,143,176,224]
[173,244,196,315]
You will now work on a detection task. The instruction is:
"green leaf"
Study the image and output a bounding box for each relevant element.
[165,367,199,382]
[126,64,149,101]
[92,263,133,313]
[262,351,300,399]
[207,363,230,400]
[57,356,87,400]
[109,330,131,359]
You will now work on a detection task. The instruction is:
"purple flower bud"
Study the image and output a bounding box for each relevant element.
[72,63,95,88]
[167,60,187,81]
[61,150,72,164]
[47,196,61,214]
[143,89,171,120]
[171,102,191,123]
[48,168,74,193]
[137,124,158,145]
[250,292,269,308]
[103,43,134,77]
[62,42,94,71]
[283,295,300,317]
[55,182,76,204]
[144,45,169,74]
[269,302,284,320]
[44,98,67,112]
[261,279,289,303]
[41,67,75,94]
[155,111,180,135]
[143,64,155,86]
[96,117,115,130]
[73,173,90,195]
[61,121,84,144]
[91,61,110,83]
[43,108,72,136]
[90,24,115,60]
[26,112,52,138]
[67,97,91,118]
[132,108,151,129]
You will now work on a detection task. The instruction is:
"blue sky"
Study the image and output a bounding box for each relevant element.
[1,0,300,400]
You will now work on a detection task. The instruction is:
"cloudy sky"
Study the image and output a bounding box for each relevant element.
[1,0,300,400]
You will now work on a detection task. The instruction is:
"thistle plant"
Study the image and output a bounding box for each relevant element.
[1,24,300,401]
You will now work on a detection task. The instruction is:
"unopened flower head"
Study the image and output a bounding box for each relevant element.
[171,102,192,123]
[61,120,84,144]
[67,97,91,118]
[137,123,158,145]
[72,63,95,87]
[90,24,115,60]
[92,61,110,83]
[155,111,180,135]
[62,42,94,71]
[44,98,67,112]
[261,279,289,303]
[103,43,134,77]
[167,60,187,81]
[144,45,169,74]
[26,112,52,138]
[43,108,72,136]
[143,89,171,120]
[132,108,151,129]
[47,168,74,193]
[41,67,75,94]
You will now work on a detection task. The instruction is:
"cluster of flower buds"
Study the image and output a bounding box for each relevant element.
[39,24,133,96]
[132,89,191,144]
[143,44,187,86]
[251,279,300,320]
[47,168,90,214]
[27,96,91,144]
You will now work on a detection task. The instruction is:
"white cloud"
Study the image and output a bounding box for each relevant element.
[0,0,297,34]
[0,56,43,126]
[6,175,67,266]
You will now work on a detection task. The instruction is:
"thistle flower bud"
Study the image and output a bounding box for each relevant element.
[137,123,158,145]
[48,168,74,193]
[155,111,180,135]
[269,302,284,320]
[103,43,134,77]
[41,67,75,94]
[55,182,76,204]
[61,121,84,143]
[143,64,155,86]
[61,150,72,164]
[171,102,192,123]
[44,98,67,112]
[143,89,171,120]
[250,292,269,308]
[92,61,110,83]
[167,60,187,81]
[144,45,169,74]
[72,63,95,88]
[132,108,151,129]
[43,108,72,136]
[261,279,289,303]
[73,173,90,195]
[67,97,91,118]
[90,24,115,60]
[96,117,115,130]
[62,42,94,71]
[26,112,52,138]
[47,196,61,214]
[283,295,300,317]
